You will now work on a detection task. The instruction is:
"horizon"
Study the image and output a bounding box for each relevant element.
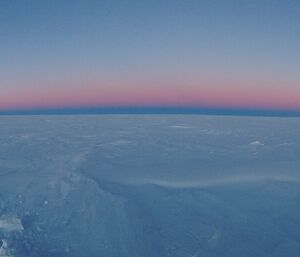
[1,106,300,117]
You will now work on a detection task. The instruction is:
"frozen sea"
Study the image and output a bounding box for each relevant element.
[0,115,300,257]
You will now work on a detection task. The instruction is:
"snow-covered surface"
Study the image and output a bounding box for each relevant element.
[0,115,300,257]
[0,240,11,257]
[0,216,23,232]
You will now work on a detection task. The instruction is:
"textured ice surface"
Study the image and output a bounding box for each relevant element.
[0,115,300,257]
[0,216,23,232]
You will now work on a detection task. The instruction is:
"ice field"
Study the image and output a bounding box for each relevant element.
[0,115,300,257]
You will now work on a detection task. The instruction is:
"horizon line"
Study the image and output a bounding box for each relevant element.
[0,106,300,117]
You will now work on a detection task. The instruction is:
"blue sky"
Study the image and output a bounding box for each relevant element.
[0,0,299,114]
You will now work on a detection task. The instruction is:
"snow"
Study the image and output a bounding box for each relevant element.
[249,140,264,146]
[0,216,23,232]
[0,240,10,257]
[0,115,299,257]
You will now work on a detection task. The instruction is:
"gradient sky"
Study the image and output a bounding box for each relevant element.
[0,0,299,112]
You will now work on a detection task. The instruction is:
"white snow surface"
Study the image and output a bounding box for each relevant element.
[0,115,300,257]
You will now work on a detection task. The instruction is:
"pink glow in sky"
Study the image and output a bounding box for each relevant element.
[1,77,299,111]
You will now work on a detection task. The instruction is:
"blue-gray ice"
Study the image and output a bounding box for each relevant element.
[0,115,300,257]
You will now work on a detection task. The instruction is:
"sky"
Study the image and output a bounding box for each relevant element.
[0,0,299,114]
